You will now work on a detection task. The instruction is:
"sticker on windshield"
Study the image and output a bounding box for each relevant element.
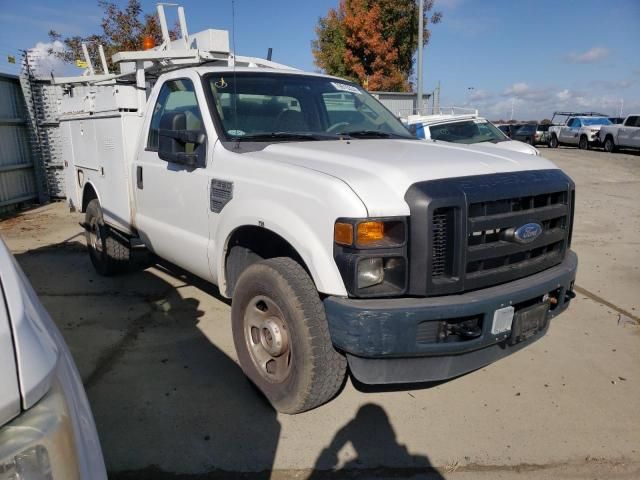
[330,82,362,95]
[227,129,246,137]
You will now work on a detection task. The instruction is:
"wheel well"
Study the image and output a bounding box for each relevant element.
[224,226,311,297]
[81,184,98,213]
[605,134,614,141]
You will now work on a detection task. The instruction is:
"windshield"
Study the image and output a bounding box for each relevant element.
[428,119,508,144]
[582,117,611,126]
[205,72,414,141]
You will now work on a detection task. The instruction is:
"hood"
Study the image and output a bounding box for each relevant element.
[244,139,558,217]
[0,273,20,427]
[473,140,539,156]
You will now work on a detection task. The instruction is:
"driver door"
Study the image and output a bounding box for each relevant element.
[134,76,213,281]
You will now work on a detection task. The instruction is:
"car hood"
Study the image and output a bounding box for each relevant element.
[245,139,558,217]
[472,140,539,156]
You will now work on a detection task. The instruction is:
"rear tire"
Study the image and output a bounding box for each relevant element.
[578,135,589,150]
[549,134,558,148]
[231,257,347,414]
[85,199,131,275]
[604,137,615,153]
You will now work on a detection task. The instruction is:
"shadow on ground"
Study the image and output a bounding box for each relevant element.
[13,240,444,479]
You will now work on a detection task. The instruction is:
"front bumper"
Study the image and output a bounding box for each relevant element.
[324,251,577,384]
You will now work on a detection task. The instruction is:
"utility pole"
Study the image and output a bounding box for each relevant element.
[510,98,515,121]
[416,0,424,115]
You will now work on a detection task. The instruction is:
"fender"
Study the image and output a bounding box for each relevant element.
[211,198,365,299]
[80,179,101,212]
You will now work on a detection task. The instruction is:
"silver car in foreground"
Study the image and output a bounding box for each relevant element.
[0,238,107,479]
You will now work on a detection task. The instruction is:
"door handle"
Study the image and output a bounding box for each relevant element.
[136,166,143,189]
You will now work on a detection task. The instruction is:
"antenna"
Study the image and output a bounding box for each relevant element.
[267,48,273,61]
[231,0,238,144]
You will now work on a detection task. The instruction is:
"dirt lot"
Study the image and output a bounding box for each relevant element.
[1,146,639,479]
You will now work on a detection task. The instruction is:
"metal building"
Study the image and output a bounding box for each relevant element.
[0,73,38,215]
[370,91,431,118]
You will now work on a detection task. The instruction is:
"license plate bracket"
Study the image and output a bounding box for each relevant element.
[509,301,550,345]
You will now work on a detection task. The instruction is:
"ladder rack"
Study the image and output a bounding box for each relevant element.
[52,4,295,115]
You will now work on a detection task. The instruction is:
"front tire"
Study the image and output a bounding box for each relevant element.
[85,199,131,275]
[549,134,558,148]
[231,257,347,414]
[578,135,589,150]
[604,137,616,153]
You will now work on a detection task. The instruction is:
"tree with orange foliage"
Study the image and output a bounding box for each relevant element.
[312,0,442,92]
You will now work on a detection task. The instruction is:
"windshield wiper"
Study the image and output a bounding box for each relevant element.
[336,130,409,139]
[233,132,336,142]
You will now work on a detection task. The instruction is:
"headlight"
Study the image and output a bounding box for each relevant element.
[357,257,384,288]
[0,380,80,480]
[334,218,408,297]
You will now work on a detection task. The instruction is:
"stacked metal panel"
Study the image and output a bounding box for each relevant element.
[0,73,38,214]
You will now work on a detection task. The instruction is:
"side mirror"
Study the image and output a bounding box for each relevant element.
[158,112,206,167]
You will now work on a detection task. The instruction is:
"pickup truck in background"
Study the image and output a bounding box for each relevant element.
[548,111,611,150]
[598,114,640,152]
[54,5,578,414]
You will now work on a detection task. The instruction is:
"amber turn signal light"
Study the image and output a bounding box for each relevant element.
[357,221,384,245]
[334,222,354,246]
[142,36,155,50]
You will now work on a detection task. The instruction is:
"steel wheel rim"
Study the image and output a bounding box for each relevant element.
[243,295,292,383]
[89,218,103,254]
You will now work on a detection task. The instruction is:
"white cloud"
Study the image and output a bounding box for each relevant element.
[469,89,492,101]
[502,82,548,102]
[566,46,610,64]
[503,82,530,96]
[26,41,73,78]
[460,83,640,121]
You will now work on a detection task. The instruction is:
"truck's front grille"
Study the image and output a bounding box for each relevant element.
[464,192,569,290]
[405,170,575,297]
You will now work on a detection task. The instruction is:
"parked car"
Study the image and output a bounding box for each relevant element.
[548,111,611,149]
[598,114,640,152]
[497,124,523,138]
[55,5,576,413]
[512,124,550,145]
[408,114,539,155]
[0,238,107,479]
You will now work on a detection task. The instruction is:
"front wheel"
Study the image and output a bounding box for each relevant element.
[549,135,558,148]
[231,257,347,414]
[85,199,131,275]
[604,137,615,153]
[578,135,589,150]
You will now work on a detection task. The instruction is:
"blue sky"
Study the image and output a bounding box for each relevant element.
[1,0,638,120]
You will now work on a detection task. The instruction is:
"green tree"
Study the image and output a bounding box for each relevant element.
[48,0,178,73]
[312,0,442,92]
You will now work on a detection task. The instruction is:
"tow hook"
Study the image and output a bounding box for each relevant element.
[450,319,482,339]
[565,289,576,302]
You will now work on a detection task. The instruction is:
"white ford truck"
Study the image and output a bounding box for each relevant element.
[55,6,577,413]
[597,114,640,152]
[547,111,611,149]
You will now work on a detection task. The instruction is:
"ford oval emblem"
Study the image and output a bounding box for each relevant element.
[513,222,543,244]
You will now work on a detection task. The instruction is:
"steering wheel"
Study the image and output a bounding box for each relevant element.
[326,122,350,134]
